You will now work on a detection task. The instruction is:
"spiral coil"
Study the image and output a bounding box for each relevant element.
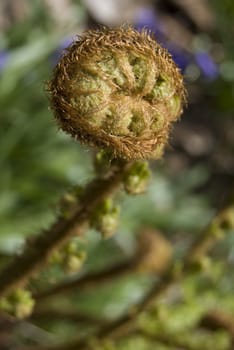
[49,27,186,159]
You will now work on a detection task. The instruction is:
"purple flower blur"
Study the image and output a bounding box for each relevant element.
[51,37,74,66]
[166,44,190,72]
[135,7,165,42]
[195,51,219,80]
[0,50,10,71]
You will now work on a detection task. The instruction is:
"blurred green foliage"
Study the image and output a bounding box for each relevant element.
[0,2,91,248]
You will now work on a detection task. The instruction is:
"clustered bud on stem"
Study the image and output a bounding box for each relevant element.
[48,26,186,160]
[50,238,86,274]
[91,198,120,238]
[123,161,151,194]
[0,288,34,319]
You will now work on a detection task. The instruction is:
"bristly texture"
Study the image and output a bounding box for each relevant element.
[48,27,186,160]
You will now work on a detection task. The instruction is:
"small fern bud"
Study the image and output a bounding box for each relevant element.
[50,238,86,274]
[91,198,120,239]
[189,256,212,274]
[48,27,186,160]
[94,149,113,174]
[59,186,83,218]
[63,251,86,274]
[212,206,234,237]
[123,161,151,194]
[62,241,86,273]
[0,289,35,319]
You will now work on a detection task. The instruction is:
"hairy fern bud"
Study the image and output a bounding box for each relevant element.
[49,27,186,160]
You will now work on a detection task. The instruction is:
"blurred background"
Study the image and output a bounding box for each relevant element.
[0,0,234,349]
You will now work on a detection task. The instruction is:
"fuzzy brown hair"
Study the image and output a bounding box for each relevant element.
[48,26,186,159]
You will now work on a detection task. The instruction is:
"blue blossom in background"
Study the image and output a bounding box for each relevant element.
[135,7,165,42]
[166,44,190,72]
[195,51,219,80]
[0,50,10,71]
[51,36,74,66]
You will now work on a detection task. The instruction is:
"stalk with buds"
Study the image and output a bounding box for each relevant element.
[3,25,233,350]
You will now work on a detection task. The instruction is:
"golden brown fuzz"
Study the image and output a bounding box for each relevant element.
[48,27,186,160]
